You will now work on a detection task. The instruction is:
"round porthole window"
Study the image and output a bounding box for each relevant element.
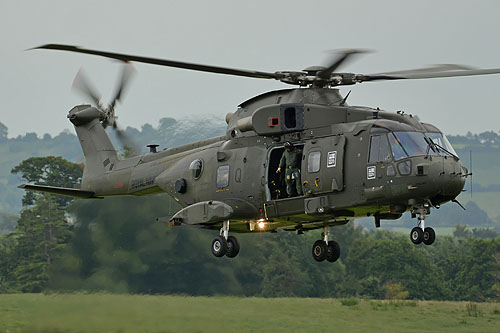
[189,159,203,180]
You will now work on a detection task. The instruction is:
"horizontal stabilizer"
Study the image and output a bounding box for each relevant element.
[18,184,102,199]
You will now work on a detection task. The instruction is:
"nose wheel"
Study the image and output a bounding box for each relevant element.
[211,221,240,258]
[410,206,436,245]
[312,226,340,262]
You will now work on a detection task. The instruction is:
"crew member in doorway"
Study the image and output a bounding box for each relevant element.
[276,141,303,197]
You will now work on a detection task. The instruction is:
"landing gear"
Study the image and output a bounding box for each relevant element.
[312,240,328,261]
[211,221,240,258]
[211,235,227,257]
[312,226,340,262]
[423,227,436,245]
[410,204,436,245]
[226,235,240,258]
[410,227,423,244]
[327,240,341,262]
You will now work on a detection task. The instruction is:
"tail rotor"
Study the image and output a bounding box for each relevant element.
[72,63,140,156]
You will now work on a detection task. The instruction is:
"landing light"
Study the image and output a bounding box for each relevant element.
[258,221,266,229]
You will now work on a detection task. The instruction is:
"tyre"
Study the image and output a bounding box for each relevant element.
[312,240,328,262]
[226,235,240,258]
[211,235,227,257]
[326,240,341,262]
[410,227,423,244]
[423,227,436,245]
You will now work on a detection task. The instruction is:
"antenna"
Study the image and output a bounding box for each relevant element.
[469,150,473,197]
[339,90,351,106]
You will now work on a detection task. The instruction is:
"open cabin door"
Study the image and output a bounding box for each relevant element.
[302,135,346,195]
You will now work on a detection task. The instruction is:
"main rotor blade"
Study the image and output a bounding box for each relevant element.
[318,49,369,79]
[362,66,500,82]
[370,64,476,76]
[34,44,280,80]
[72,68,101,106]
[110,63,135,109]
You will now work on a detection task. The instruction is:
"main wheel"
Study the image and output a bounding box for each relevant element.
[410,227,423,244]
[211,235,227,257]
[423,227,436,245]
[226,235,240,258]
[312,240,328,262]
[326,240,341,262]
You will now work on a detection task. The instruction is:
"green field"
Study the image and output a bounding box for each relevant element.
[1,294,499,332]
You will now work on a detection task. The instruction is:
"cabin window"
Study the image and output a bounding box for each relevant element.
[284,107,297,129]
[369,135,391,163]
[189,159,203,180]
[308,151,321,173]
[216,165,230,188]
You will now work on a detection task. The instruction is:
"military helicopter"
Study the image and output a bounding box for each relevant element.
[21,44,500,263]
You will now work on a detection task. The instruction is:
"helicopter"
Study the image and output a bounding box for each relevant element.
[20,44,500,263]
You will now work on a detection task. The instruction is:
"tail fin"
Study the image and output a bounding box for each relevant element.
[68,105,118,183]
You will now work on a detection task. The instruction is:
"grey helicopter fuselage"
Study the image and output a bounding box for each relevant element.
[23,44,494,261]
[71,87,466,233]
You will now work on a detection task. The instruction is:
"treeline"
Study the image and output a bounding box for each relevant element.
[1,156,499,301]
[448,131,500,148]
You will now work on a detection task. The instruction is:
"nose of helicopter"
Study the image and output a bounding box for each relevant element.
[431,157,467,202]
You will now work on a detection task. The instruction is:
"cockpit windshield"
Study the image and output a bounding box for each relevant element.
[369,121,458,162]
[387,132,436,160]
[426,132,458,156]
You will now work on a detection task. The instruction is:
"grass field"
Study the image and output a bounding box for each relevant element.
[1,294,500,332]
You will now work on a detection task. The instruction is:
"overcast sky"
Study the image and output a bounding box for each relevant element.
[1,0,500,137]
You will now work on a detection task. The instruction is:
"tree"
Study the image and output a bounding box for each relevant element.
[261,248,309,297]
[454,224,472,238]
[385,281,409,300]
[6,195,72,292]
[0,156,81,292]
[11,156,83,207]
[472,228,498,239]
[345,236,451,300]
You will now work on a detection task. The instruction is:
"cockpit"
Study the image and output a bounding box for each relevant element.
[369,120,458,164]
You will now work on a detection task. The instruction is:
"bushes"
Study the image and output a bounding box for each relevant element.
[3,192,500,301]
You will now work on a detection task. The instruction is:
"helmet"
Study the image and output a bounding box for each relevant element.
[284,141,293,149]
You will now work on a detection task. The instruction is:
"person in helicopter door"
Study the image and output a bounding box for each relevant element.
[276,141,303,197]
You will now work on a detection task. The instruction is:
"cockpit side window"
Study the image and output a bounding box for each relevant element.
[388,132,434,160]
[369,135,392,163]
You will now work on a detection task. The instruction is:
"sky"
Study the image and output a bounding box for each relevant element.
[1,0,500,137]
